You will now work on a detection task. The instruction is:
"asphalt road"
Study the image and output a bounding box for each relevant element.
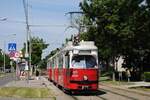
[0,73,16,86]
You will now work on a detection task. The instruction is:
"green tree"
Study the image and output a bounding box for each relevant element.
[0,50,3,66]
[38,58,47,69]
[22,36,49,67]
[0,49,10,68]
[80,0,150,80]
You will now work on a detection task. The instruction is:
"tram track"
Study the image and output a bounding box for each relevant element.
[100,83,150,97]
[96,95,107,100]
[68,91,107,100]
[47,79,149,100]
[100,88,138,100]
[70,96,79,100]
[54,87,147,100]
[65,88,138,100]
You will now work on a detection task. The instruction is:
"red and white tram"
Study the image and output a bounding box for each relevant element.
[47,41,99,93]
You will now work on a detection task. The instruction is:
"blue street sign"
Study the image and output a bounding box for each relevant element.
[8,43,17,51]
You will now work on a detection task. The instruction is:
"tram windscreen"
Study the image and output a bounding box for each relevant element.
[72,55,97,68]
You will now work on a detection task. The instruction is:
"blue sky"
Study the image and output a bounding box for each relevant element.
[0,0,81,57]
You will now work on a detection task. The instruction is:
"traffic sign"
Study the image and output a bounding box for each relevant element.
[14,51,20,58]
[9,51,15,58]
[9,51,20,60]
[8,43,16,51]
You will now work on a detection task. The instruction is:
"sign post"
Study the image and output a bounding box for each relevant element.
[8,43,17,80]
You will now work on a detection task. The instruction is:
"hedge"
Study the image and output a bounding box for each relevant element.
[144,72,150,82]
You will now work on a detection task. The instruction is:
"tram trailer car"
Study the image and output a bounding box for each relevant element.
[47,41,99,92]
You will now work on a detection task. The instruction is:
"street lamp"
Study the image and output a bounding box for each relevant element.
[0,17,7,21]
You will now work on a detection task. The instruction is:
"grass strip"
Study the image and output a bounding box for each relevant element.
[130,86,150,92]
[0,87,55,98]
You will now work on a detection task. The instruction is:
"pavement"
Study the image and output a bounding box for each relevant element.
[0,76,55,100]
[125,81,150,88]
[4,76,47,88]
[0,73,15,86]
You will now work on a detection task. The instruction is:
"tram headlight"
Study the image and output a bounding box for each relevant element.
[91,51,97,55]
[83,75,88,81]
[73,50,79,54]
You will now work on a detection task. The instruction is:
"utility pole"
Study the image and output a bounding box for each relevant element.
[23,0,30,82]
[23,0,29,58]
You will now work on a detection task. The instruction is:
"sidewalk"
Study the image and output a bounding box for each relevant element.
[124,81,150,88]
[0,76,54,100]
[4,76,47,88]
[100,81,150,97]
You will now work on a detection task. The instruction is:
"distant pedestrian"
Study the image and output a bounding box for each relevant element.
[36,70,39,80]
[126,69,131,82]
[20,70,26,80]
[119,71,122,81]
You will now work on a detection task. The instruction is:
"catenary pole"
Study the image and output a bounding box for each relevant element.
[23,0,30,83]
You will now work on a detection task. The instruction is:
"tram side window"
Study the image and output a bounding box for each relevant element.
[65,56,69,68]
[54,58,57,68]
[49,62,51,69]
[49,62,50,68]
[52,59,54,68]
[47,62,49,69]
[50,61,52,68]
[59,55,63,68]
[65,53,69,68]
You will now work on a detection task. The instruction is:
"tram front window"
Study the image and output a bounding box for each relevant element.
[72,55,97,68]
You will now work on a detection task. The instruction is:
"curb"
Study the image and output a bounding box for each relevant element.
[100,83,150,97]
[41,76,58,97]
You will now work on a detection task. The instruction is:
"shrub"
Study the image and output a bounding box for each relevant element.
[144,72,150,82]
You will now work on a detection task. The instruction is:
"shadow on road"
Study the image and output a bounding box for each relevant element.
[68,90,106,96]
[53,83,107,96]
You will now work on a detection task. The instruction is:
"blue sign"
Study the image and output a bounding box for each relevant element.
[8,43,17,51]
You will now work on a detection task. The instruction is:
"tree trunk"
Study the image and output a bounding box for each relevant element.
[112,58,116,81]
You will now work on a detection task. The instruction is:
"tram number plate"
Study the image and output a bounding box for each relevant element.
[82,86,89,90]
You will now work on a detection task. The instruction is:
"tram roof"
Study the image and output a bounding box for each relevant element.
[63,41,97,51]
[47,41,97,61]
